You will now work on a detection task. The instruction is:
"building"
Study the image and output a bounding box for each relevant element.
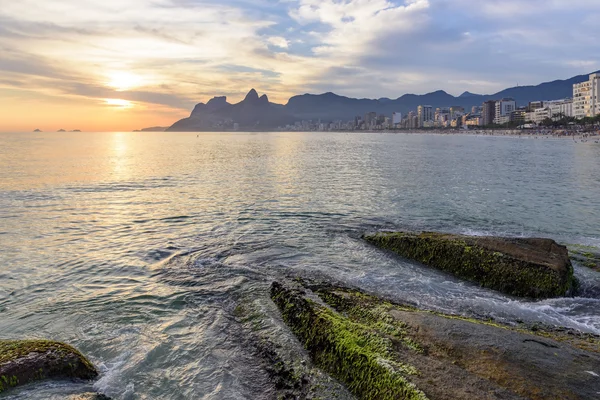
[435,107,450,127]
[482,100,496,126]
[417,105,433,127]
[494,98,516,124]
[463,114,483,127]
[546,98,573,119]
[511,109,527,125]
[449,106,465,120]
[533,107,551,124]
[528,101,544,112]
[407,111,418,129]
[573,73,600,118]
[364,112,377,128]
[392,112,403,125]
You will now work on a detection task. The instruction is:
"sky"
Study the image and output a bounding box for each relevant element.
[1,0,600,132]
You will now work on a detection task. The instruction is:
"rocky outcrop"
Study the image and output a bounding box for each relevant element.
[0,340,98,394]
[271,280,600,400]
[167,89,295,131]
[364,232,575,298]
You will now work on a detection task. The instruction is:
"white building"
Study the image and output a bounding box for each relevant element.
[533,107,551,124]
[494,98,516,124]
[573,73,600,119]
[546,98,573,119]
[392,112,403,125]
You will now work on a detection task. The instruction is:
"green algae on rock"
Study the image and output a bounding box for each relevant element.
[271,280,600,400]
[0,340,98,394]
[567,244,600,272]
[270,281,429,400]
[364,232,575,298]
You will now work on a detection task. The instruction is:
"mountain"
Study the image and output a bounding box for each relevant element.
[167,71,598,131]
[138,126,168,132]
[167,89,295,131]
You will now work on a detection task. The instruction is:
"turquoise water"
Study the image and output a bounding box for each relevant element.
[0,131,599,399]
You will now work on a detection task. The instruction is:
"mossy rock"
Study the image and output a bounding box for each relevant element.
[0,340,98,394]
[271,280,600,400]
[270,281,428,400]
[364,232,574,298]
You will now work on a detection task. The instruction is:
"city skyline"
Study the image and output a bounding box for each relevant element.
[1,0,600,131]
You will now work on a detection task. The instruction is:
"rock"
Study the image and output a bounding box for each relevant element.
[270,281,430,400]
[364,232,574,298]
[567,244,600,272]
[232,297,354,400]
[68,393,112,400]
[271,279,600,400]
[0,340,98,394]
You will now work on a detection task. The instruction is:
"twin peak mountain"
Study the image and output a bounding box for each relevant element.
[168,89,291,131]
[167,71,597,131]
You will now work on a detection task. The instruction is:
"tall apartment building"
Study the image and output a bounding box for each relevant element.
[392,112,403,125]
[494,98,516,124]
[417,105,433,127]
[364,112,377,127]
[482,100,496,125]
[573,73,600,118]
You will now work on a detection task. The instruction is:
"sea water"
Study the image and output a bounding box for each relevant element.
[0,131,599,399]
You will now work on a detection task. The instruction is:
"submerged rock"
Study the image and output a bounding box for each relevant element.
[68,394,112,400]
[271,279,600,400]
[0,340,98,394]
[364,232,574,298]
[568,244,600,272]
[232,296,355,400]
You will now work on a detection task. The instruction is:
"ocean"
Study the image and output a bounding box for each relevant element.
[1,131,599,399]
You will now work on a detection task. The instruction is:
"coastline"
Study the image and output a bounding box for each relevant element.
[333,128,600,141]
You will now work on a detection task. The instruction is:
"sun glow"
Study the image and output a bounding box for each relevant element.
[106,71,143,91]
[105,98,133,108]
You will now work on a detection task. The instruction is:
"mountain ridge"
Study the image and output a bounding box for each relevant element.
[166,71,599,131]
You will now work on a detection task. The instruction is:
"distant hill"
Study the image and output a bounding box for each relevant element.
[138,126,168,132]
[167,71,598,131]
[167,89,295,131]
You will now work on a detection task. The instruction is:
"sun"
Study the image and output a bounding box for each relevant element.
[105,98,133,109]
[106,71,142,91]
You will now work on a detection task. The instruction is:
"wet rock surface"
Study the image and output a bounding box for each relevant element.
[568,244,600,272]
[0,340,98,394]
[270,279,600,400]
[233,292,355,400]
[364,232,575,298]
[67,394,112,400]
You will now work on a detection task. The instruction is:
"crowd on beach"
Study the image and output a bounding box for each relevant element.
[398,123,600,141]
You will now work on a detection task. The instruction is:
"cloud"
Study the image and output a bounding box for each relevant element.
[290,0,431,57]
[267,36,290,49]
[1,0,600,130]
